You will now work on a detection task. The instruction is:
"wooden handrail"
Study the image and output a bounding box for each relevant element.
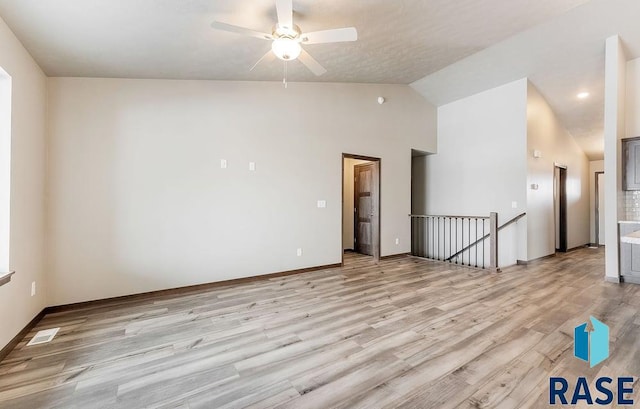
[409,214,490,220]
[0,271,15,288]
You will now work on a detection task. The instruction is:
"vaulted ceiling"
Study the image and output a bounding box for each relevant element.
[0,0,588,83]
[412,0,640,160]
[0,0,636,159]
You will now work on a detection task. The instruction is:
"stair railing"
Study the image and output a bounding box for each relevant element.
[409,212,526,272]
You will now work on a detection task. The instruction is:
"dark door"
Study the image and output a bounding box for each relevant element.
[354,163,378,256]
[555,166,568,252]
[596,172,605,246]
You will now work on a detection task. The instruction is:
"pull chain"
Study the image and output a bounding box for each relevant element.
[283,61,288,89]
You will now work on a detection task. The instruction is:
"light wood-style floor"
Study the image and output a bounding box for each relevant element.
[1,248,638,408]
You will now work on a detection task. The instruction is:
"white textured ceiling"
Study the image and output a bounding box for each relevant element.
[1,0,628,159]
[0,0,589,83]
[412,0,640,160]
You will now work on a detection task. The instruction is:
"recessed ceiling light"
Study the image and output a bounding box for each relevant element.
[577,92,590,99]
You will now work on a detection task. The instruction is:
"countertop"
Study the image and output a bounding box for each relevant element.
[619,220,640,224]
[621,230,640,244]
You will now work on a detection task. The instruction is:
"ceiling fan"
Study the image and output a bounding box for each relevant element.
[211,0,358,80]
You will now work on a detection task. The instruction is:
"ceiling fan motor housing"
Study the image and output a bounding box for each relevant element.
[271,24,302,60]
[272,23,301,40]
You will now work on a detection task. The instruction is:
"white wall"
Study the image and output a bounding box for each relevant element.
[342,158,370,251]
[603,35,627,282]
[427,78,528,267]
[0,16,47,350]
[46,78,437,305]
[589,160,604,244]
[526,83,590,260]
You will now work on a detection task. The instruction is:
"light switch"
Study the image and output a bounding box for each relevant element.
[512,201,518,209]
[317,200,326,208]
[220,159,227,169]
[249,162,255,171]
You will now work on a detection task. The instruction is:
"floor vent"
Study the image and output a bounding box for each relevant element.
[27,328,60,346]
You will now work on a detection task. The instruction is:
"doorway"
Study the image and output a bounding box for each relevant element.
[595,171,605,246]
[342,154,381,264]
[554,164,568,252]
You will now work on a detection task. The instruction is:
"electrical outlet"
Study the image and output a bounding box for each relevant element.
[297,248,303,257]
[395,238,400,245]
[31,281,36,297]
[317,200,326,208]
[512,201,518,209]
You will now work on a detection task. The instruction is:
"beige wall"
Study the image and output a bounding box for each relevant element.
[0,16,47,349]
[46,78,437,305]
[342,158,370,251]
[526,82,590,259]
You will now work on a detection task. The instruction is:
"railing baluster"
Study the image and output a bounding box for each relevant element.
[482,218,486,268]
[455,218,458,264]
[424,217,427,258]
[467,218,471,267]
[420,217,423,258]
[475,218,478,268]
[432,217,435,260]
[436,217,440,261]
[448,217,451,263]
[462,218,466,266]
[411,217,422,257]
[437,217,439,260]
[416,217,420,257]
[408,212,520,272]
[436,217,442,260]
[411,217,414,256]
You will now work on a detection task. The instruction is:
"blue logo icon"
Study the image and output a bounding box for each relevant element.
[574,316,609,368]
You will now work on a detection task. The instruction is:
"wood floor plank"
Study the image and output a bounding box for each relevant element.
[1,248,636,408]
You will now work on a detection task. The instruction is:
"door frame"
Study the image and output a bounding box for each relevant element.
[342,153,381,265]
[595,171,605,246]
[554,163,568,252]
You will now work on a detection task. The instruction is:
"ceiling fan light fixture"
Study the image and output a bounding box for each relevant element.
[272,38,301,61]
[210,0,357,76]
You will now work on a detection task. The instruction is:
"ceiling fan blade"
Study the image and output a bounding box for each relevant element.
[298,49,327,76]
[301,27,358,44]
[275,0,293,28]
[211,21,273,40]
[250,50,276,71]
